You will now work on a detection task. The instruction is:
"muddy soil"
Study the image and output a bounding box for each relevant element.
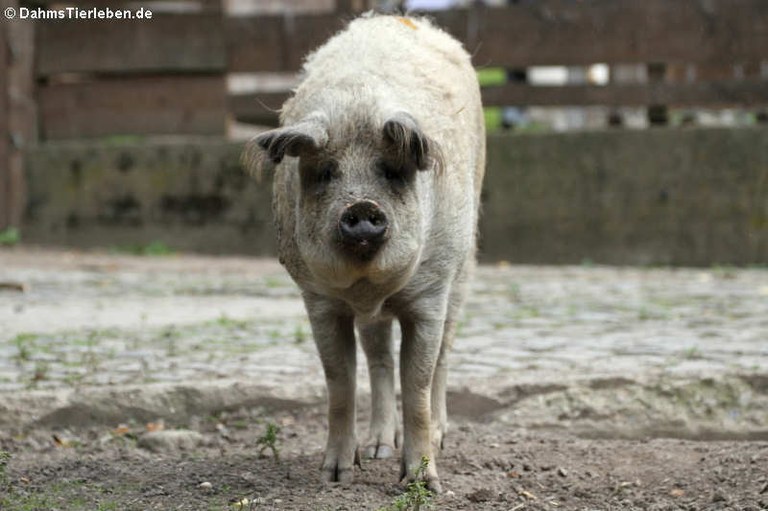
[1,248,767,510]
[1,404,767,511]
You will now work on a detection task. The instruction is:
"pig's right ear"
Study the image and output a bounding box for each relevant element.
[243,118,328,178]
[254,123,328,164]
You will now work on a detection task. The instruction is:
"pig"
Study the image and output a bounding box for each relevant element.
[246,13,485,492]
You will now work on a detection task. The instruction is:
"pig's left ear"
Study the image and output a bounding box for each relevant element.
[243,117,328,178]
[383,113,441,171]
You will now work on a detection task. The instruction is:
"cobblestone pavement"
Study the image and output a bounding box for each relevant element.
[1,248,766,435]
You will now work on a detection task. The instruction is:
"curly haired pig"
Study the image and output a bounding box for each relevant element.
[248,14,485,492]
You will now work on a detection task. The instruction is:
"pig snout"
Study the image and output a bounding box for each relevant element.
[338,200,389,260]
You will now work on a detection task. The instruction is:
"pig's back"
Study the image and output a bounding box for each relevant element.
[300,15,478,121]
[302,15,473,91]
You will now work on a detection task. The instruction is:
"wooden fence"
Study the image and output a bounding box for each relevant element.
[2,0,768,229]
[1,0,34,230]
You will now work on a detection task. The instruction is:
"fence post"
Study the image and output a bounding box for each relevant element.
[1,0,32,232]
[0,1,10,230]
[647,62,668,126]
[336,0,366,14]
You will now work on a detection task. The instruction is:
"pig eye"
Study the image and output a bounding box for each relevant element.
[384,166,401,181]
[379,161,409,185]
[301,160,337,192]
[316,162,336,184]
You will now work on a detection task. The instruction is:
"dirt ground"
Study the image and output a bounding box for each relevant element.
[1,248,767,510]
[1,404,767,511]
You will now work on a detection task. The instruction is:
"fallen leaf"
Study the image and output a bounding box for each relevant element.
[146,421,165,432]
[112,424,130,436]
[229,497,250,509]
[396,17,418,30]
[0,282,27,292]
[670,488,685,497]
[52,434,73,448]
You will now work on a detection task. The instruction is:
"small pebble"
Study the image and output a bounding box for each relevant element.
[198,481,212,491]
[137,429,204,453]
[230,498,249,509]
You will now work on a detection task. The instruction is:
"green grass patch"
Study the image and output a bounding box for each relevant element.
[378,456,434,511]
[0,227,20,246]
[110,241,175,256]
[484,107,503,131]
[0,482,122,511]
[476,67,507,87]
[213,314,250,330]
[11,333,38,362]
[256,422,281,461]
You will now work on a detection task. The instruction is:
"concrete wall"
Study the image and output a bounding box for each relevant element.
[22,128,768,265]
[22,138,277,256]
[481,127,767,265]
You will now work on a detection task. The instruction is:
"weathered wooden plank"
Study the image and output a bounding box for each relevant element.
[229,91,290,124]
[481,81,768,108]
[335,0,367,14]
[0,0,10,228]
[226,13,344,72]
[227,0,768,72]
[38,76,227,139]
[36,14,225,76]
[31,0,222,11]
[667,61,766,83]
[6,9,35,228]
[229,80,768,123]
[446,0,768,67]
[226,16,287,72]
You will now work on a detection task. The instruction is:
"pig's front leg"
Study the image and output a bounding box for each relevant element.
[305,296,358,483]
[399,315,444,493]
[358,318,399,459]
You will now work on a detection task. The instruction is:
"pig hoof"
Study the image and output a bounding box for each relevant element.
[400,473,442,495]
[362,443,395,459]
[400,458,442,494]
[321,464,355,484]
[432,424,448,452]
[431,433,445,454]
[425,477,443,494]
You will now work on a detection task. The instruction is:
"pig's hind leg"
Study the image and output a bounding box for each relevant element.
[430,316,456,453]
[431,268,471,453]
[358,318,400,459]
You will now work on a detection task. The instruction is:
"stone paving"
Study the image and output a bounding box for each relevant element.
[1,249,766,397]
